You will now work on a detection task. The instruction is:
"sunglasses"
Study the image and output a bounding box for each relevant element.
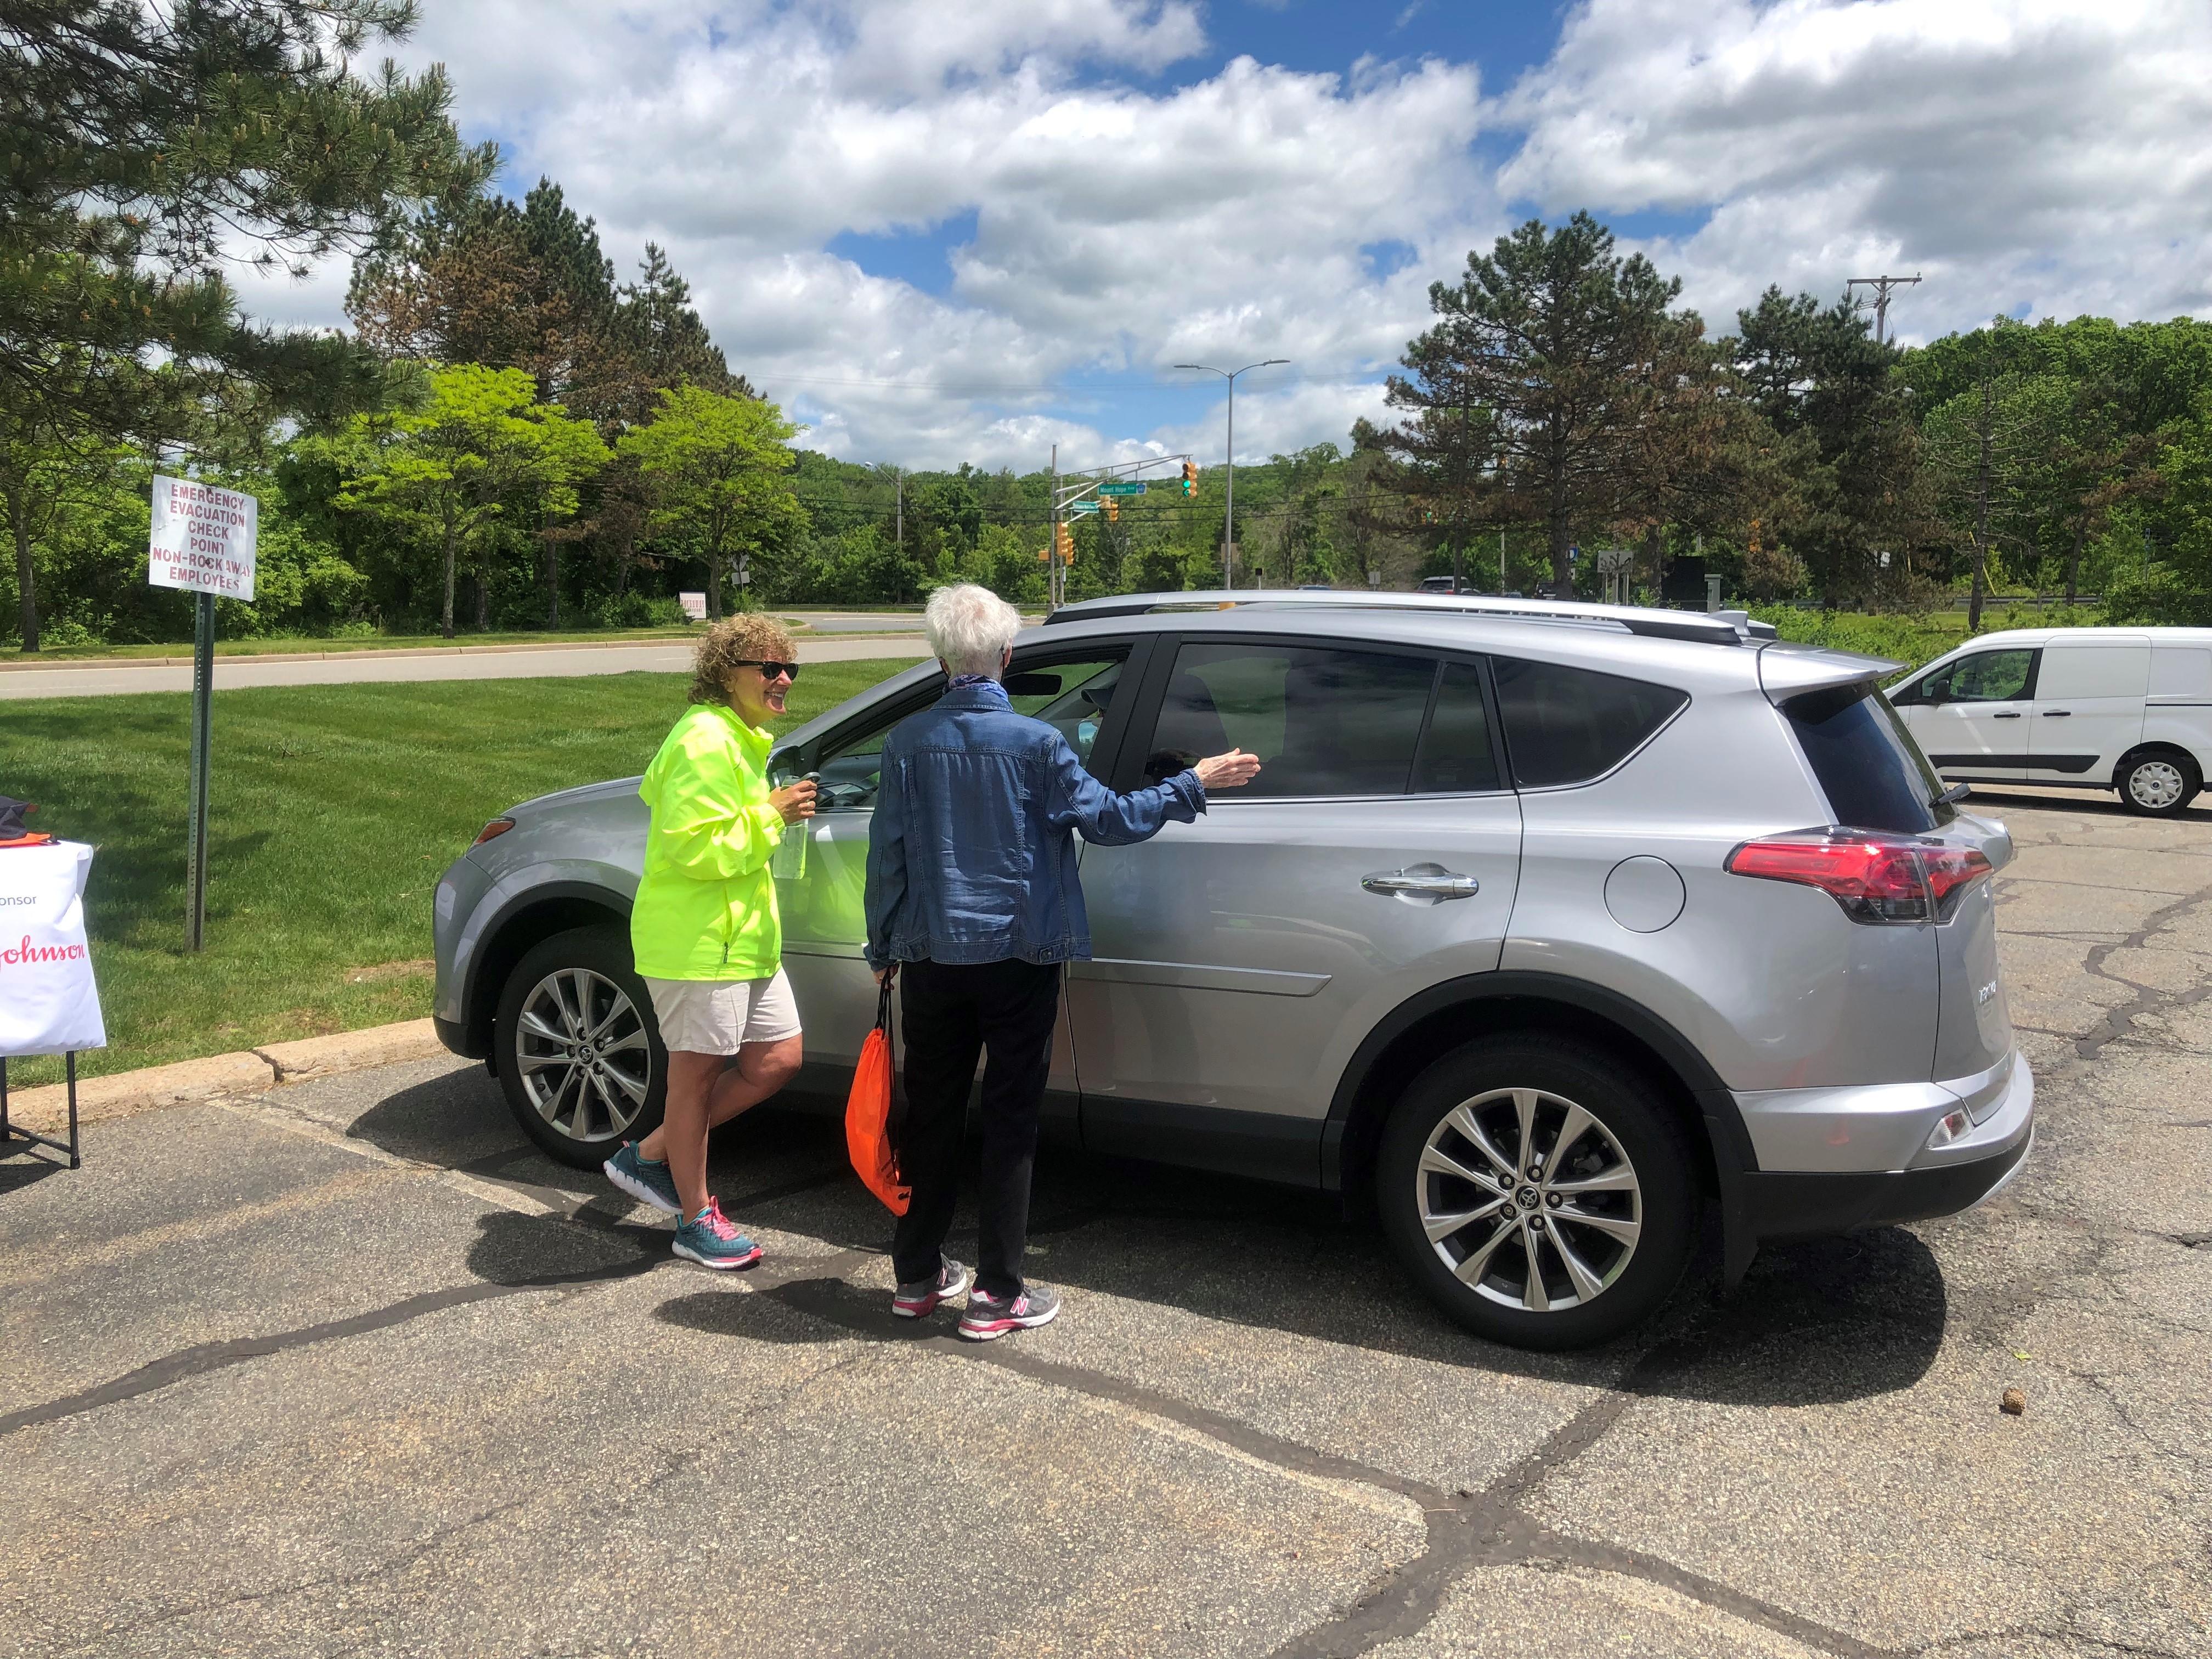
[732,659,800,682]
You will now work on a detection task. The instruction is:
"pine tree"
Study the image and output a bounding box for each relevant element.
[0,0,491,648]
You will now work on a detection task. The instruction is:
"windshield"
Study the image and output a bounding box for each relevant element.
[1782,679,1955,833]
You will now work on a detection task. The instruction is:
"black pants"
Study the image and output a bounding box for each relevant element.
[890,957,1063,1300]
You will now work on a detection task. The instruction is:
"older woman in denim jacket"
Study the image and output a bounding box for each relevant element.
[865,584,1260,1340]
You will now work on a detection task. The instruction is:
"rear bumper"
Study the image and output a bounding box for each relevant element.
[1732,1048,2033,1173]
[1743,1125,2033,1243]
[1731,1047,2035,1248]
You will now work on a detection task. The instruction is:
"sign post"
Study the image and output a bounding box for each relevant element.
[148,476,257,952]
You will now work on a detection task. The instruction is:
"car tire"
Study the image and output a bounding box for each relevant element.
[494,926,667,1169]
[1375,1036,1697,1351]
[2116,749,2201,817]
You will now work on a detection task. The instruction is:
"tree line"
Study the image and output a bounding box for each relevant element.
[7,5,2212,651]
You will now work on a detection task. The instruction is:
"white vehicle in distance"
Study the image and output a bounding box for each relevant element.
[1887,627,2212,816]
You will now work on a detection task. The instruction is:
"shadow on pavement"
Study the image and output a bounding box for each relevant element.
[0,1150,72,1196]
[352,1065,1948,1407]
[1962,786,2212,823]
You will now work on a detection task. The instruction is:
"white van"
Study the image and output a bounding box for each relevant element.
[1887,627,2212,816]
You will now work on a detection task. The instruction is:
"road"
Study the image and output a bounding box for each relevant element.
[3,791,2209,1657]
[0,635,930,699]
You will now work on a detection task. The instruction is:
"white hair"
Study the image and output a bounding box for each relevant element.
[925,583,1023,678]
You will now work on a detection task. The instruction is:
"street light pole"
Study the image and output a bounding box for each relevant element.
[1174,358,1288,587]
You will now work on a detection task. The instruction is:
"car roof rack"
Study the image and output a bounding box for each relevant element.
[1040,589,1776,646]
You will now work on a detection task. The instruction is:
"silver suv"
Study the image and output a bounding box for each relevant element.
[431,592,2034,1349]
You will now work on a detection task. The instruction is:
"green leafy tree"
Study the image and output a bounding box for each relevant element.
[1,0,490,647]
[335,365,608,637]
[619,385,805,618]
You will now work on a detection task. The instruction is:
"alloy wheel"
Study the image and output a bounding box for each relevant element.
[1414,1086,1643,1312]
[514,967,652,1146]
[2128,759,2186,811]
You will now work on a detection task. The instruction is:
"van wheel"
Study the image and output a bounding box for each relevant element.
[1375,1037,1696,1351]
[2117,750,2200,817]
[494,926,666,1168]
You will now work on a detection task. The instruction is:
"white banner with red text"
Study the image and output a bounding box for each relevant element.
[0,840,108,1056]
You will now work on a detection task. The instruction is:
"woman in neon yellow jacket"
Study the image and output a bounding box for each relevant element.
[603,616,816,1269]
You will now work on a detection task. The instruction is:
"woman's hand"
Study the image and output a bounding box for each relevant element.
[770,780,818,825]
[1194,748,1262,789]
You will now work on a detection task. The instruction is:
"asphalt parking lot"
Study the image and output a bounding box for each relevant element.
[4,792,2210,1659]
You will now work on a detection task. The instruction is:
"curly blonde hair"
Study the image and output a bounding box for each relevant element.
[688,613,798,706]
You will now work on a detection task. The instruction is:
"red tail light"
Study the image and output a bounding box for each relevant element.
[472,817,515,847]
[1726,833,1991,924]
[1919,845,1994,912]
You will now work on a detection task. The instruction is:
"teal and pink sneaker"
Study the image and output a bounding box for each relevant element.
[672,1199,763,1270]
[603,1142,680,1214]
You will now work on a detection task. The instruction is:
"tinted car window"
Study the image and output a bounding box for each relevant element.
[1142,642,1435,798]
[1784,681,1951,833]
[1931,649,2035,703]
[1412,661,1500,793]
[1491,658,1687,788]
[808,654,1124,810]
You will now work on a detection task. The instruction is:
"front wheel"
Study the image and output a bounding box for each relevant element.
[495,926,666,1168]
[2118,751,2200,817]
[1375,1037,1697,1351]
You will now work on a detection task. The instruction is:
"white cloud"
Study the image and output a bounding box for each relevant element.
[223,0,2211,469]
[376,0,1496,467]
[1497,0,2212,338]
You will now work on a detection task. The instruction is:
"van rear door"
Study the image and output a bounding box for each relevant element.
[2030,639,2148,782]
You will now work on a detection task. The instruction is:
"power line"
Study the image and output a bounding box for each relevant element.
[1846,274,1922,347]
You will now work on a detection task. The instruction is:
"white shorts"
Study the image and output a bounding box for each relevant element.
[644,968,802,1056]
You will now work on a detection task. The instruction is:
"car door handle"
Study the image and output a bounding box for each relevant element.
[1991,711,2023,719]
[2041,709,2071,716]
[1363,867,1480,900]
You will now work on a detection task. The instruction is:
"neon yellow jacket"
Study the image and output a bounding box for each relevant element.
[630,702,786,981]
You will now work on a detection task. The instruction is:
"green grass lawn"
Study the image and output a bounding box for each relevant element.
[0,659,913,1084]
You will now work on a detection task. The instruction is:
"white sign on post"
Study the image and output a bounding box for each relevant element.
[0,842,108,1057]
[678,591,708,620]
[149,475,257,601]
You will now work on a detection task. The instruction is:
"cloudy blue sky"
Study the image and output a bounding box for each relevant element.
[242,0,2212,471]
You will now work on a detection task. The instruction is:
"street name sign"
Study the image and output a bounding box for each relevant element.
[1098,482,1147,496]
[1070,499,1102,515]
[149,475,257,600]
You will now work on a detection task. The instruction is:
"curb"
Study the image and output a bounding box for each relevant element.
[4,1019,450,1135]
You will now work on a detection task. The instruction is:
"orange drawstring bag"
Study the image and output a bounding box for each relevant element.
[845,981,910,1215]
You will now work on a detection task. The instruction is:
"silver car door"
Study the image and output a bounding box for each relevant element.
[1068,640,1521,1185]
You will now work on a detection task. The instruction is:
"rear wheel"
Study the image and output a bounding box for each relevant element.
[494,926,665,1168]
[1375,1037,1697,1350]
[2117,749,2200,817]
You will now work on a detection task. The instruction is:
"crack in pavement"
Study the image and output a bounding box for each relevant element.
[2066,878,2212,1064]
[0,1245,874,1439]
[756,1273,1902,1659]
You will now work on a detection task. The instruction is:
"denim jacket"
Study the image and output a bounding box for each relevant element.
[865,682,1205,966]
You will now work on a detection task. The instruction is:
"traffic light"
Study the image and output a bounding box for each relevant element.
[1053,522,1074,564]
[1104,497,1119,523]
[1181,459,1197,496]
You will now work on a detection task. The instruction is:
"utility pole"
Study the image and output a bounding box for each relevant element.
[1175,358,1288,587]
[1048,442,1059,613]
[1847,273,1922,346]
